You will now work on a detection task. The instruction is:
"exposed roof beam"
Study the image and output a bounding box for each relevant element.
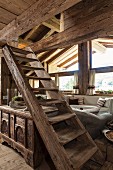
[64,60,78,69]
[43,17,60,32]
[101,44,113,48]
[41,29,55,40]
[39,49,57,62]
[92,40,106,53]
[95,38,113,43]
[47,47,70,64]
[30,0,113,53]
[24,18,58,41]
[52,45,78,65]
[24,25,40,40]
[56,47,78,65]
[0,0,81,41]
[57,54,78,67]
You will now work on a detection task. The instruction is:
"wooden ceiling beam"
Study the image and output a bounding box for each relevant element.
[57,54,78,67]
[41,29,55,40]
[43,17,60,32]
[95,38,113,43]
[30,0,113,53]
[56,47,78,65]
[64,60,78,69]
[39,49,57,62]
[92,40,106,53]
[24,17,58,41]
[0,0,81,41]
[47,47,71,64]
[24,25,40,40]
[101,44,113,48]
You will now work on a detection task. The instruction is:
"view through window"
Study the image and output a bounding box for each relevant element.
[59,76,74,90]
[95,72,113,92]
[92,48,113,68]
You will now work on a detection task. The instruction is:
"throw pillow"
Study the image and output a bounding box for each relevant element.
[97,98,106,107]
[104,98,113,108]
[69,98,79,105]
[78,97,84,105]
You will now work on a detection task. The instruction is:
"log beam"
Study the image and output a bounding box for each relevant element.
[43,17,60,32]
[0,0,81,41]
[30,0,113,53]
[47,47,71,64]
[57,54,78,67]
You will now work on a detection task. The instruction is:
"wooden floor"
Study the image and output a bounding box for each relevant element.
[0,143,50,170]
[0,143,113,170]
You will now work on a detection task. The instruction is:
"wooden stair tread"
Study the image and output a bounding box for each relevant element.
[11,46,33,55]
[15,55,38,62]
[65,141,97,169]
[33,88,58,91]
[48,113,75,124]
[21,65,44,71]
[39,99,64,105]
[56,127,86,145]
[42,106,58,113]
[26,76,51,80]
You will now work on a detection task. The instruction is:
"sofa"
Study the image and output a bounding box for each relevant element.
[64,95,113,139]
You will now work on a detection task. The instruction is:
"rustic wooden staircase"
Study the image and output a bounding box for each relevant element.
[2,44,103,170]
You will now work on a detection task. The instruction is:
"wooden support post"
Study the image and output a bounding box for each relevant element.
[78,41,92,95]
[55,74,59,89]
[60,13,64,32]
[43,62,48,72]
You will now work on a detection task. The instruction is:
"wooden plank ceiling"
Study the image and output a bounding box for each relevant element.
[0,0,37,30]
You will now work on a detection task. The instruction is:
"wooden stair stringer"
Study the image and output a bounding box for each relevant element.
[26,47,105,166]
[2,45,74,170]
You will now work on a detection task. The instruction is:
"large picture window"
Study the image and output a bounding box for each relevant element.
[95,72,113,92]
[92,48,113,68]
[59,76,74,90]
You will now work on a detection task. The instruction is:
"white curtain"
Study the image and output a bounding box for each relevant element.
[73,72,79,94]
[87,70,95,95]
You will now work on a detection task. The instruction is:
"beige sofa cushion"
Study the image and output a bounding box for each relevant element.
[64,94,113,114]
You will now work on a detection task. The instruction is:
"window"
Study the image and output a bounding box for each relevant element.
[95,72,113,91]
[92,48,113,68]
[59,76,74,90]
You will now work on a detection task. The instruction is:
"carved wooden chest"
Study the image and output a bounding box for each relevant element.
[0,105,43,168]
